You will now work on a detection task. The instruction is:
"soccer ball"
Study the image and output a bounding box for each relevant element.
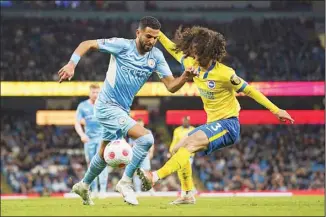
[103,139,133,168]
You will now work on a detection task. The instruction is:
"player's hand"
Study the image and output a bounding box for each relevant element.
[80,134,90,143]
[182,66,199,81]
[58,61,75,83]
[275,109,294,124]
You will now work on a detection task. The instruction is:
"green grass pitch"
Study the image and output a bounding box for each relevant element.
[1,196,324,216]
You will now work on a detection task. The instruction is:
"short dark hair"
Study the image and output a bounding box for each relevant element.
[173,26,227,67]
[139,16,161,30]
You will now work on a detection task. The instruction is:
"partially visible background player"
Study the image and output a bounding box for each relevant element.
[127,119,155,195]
[169,116,196,204]
[75,84,109,195]
[138,26,294,192]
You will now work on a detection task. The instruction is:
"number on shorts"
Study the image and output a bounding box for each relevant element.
[210,123,222,132]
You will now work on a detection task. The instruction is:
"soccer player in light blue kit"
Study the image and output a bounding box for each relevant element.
[74,83,109,195]
[58,16,197,205]
[127,118,155,195]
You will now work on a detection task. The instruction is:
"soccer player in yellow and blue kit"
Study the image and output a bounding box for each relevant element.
[138,26,295,193]
[169,116,196,204]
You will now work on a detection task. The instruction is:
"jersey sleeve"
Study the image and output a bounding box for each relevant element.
[155,49,173,79]
[96,37,126,55]
[75,104,84,122]
[158,31,184,63]
[226,70,280,114]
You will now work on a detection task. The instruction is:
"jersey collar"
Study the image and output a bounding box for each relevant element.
[198,61,216,79]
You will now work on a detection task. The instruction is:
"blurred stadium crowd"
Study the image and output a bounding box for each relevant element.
[1,0,324,196]
[1,115,324,194]
[3,1,313,11]
[1,17,324,81]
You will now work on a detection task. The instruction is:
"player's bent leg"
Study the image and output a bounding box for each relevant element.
[96,140,109,193]
[138,131,209,191]
[170,158,196,205]
[170,137,196,205]
[83,142,97,194]
[157,130,208,178]
[116,123,153,205]
[83,140,109,185]
[170,137,195,190]
[72,140,109,205]
[177,158,194,193]
[124,124,153,178]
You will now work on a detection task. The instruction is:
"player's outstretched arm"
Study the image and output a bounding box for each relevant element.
[230,74,294,124]
[245,87,294,123]
[158,31,184,63]
[58,40,99,83]
[161,67,198,93]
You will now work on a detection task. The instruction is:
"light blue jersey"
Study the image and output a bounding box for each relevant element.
[96,37,172,111]
[76,99,102,139]
[94,37,172,141]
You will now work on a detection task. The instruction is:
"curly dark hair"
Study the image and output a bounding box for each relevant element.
[139,16,161,30]
[173,26,227,67]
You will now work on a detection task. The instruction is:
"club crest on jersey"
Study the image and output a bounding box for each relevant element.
[118,117,126,125]
[230,74,241,85]
[207,80,215,89]
[147,58,156,69]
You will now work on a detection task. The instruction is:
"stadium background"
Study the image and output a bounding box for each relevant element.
[0,0,325,199]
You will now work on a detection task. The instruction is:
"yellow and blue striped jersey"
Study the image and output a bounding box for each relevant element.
[159,31,280,123]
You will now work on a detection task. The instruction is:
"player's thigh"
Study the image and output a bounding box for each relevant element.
[127,124,150,139]
[199,117,240,155]
[170,126,211,154]
[184,129,210,153]
[95,102,137,141]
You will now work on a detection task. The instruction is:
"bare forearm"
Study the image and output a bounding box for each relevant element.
[167,74,188,93]
[74,122,86,137]
[69,40,98,66]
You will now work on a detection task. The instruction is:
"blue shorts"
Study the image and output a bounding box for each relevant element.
[94,100,136,141]
[188,117,240,155]
[84,138,101,164]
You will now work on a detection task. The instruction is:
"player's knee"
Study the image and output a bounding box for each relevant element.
[184,138,203,153]
[136,133,154,151]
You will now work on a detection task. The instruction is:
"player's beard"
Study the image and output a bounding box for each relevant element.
[140,39,153,52]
